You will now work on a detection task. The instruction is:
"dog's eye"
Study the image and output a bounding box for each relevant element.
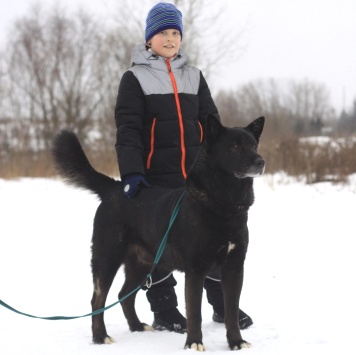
[232,143,239,149]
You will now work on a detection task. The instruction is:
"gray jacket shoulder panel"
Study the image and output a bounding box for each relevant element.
[129,44,200,95]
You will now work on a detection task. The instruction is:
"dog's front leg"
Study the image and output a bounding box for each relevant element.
[221,265,251,350]
[184,272,205,351]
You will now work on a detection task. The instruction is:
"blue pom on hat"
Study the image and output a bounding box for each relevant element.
[145,3,183,43]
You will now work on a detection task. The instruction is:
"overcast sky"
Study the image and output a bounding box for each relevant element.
[1,0,356,113]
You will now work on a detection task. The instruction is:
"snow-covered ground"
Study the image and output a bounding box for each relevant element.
[1,175,355,354]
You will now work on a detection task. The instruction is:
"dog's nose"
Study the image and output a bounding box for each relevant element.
[255,157,265,169]
[254,158,265,174]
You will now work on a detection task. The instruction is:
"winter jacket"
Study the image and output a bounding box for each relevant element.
[115,43,219,188]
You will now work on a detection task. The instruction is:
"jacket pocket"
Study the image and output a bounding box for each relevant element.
[146,118,156,169]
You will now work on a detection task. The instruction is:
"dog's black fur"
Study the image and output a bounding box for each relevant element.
[52,115,265,351]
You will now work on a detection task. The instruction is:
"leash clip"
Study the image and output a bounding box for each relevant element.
[145,275,153,289]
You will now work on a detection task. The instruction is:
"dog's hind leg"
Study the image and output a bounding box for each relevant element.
[119,257,153,332]
[91,243,125,344]
[91,276,116,344]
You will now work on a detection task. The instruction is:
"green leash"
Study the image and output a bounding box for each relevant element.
[0,190,186,321]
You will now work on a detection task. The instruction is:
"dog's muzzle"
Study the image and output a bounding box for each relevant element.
[237,157,265,178]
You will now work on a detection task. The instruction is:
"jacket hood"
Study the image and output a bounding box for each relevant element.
[131,43,189,70]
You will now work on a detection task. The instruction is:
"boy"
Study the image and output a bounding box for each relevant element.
[115,2,252,333]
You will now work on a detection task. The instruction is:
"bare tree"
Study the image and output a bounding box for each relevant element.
[215,78,336,138]
[4,4,122,149]
[337,100,356,134]
[287,79,335,134]
[215,79,292,136]
[173,0,245,78]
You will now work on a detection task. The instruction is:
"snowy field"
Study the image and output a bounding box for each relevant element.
[1,175,355,354]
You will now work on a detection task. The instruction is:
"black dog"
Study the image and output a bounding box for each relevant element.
[52,115,265,351]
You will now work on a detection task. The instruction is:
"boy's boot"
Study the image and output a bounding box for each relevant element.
[152,307,187,333]
[147,272,187,333]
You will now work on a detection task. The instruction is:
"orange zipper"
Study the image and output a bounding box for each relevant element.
[146,117,156,169]
[198,121,203,143]
[166,58,187,179]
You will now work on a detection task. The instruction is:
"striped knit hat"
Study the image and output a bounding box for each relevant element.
[145,3,183,43]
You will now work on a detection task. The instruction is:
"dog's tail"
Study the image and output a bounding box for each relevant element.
[52,130,118,200]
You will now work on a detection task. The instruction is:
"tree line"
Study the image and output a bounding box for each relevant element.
[0,1,355,181]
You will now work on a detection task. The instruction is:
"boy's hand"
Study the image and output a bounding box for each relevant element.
[123,174,150,198]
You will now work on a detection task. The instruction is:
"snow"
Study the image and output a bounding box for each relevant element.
[1,175,356,354]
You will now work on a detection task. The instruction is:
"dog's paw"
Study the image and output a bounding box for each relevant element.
[93,335,116,344]
[143,324,154,331]
[130,322,153,332]
[103,336,116,344]
[184,342,205,352]
[229,340,251,350]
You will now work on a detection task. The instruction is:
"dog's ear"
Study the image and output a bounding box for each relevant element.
[205,114,225,145]
[246,116,265,140]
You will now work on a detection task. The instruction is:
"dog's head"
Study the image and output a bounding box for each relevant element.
[205,115,265,178]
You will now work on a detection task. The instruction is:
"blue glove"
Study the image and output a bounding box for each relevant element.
[123,174,150,199]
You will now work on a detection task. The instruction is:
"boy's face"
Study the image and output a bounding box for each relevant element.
[148,29,181,58]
